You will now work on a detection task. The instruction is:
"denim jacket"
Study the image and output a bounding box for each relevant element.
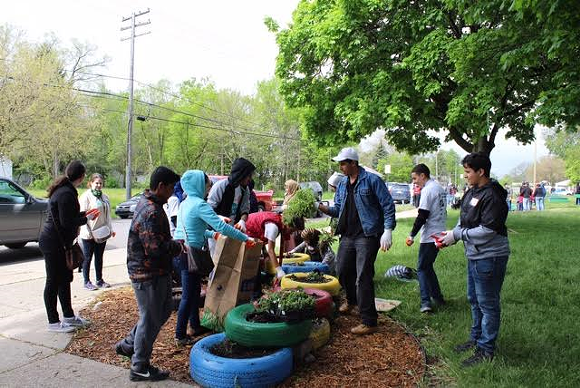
[327,166,396,236]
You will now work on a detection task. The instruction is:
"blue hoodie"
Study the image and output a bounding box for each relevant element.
[174,170,248,248]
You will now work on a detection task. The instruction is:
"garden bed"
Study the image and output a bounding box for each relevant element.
[66,287,425,387]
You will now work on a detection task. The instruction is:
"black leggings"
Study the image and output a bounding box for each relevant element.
[40,240,74,324]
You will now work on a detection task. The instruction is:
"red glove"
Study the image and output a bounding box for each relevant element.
[213,232,221,240]
[86,208,100,220]
[246,238,257,248]
[405,236,414,247]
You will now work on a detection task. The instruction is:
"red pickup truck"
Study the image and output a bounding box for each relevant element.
[209,175,273,212]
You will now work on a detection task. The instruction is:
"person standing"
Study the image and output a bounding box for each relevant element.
[115,167,184,382]
[318,147,396,335]
[440,153,510,367]
[405,164,447,313]
[207,158,255,232]
[173,170,255,346]
[576,183,580,206]
[521,182,532,211]
[533,183,546,211]
[79,173,115,290]
[40,161,98,332]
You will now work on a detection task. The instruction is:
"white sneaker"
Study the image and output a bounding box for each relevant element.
[63,315,90,328]
[47,322,76,333]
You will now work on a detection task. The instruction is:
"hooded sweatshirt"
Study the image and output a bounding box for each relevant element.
[209,158,255,222]
[452,179,510,260]
[174,170,248,249]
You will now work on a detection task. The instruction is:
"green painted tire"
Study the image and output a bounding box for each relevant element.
[224,303,312,348]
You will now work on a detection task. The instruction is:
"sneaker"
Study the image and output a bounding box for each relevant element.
[454,340,477,353]
[63,315,90,328]
[84,281,99,291]
[130,365,170,382]
[115,340,134,357]
[96,280,111,288]
[47,321,76,333]
[339,302,358,315]
[174,336,195,347]
[461,348,493,367]
[350,324,378,335]
[420,304,433,313]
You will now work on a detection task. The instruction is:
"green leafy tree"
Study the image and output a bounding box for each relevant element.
[544,129,580,183]
[272,0,579,156]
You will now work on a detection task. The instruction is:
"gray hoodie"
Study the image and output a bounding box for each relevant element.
[452,180,510,260]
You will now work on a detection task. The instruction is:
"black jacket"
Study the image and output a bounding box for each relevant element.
[42,181,87,249]
[459,180,508,236]
[215,158,255,220]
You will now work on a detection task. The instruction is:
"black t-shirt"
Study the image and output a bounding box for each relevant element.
[338,178,364,237]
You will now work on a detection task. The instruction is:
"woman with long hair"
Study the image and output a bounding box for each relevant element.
[79,173,115,290]
[40,161,99,332]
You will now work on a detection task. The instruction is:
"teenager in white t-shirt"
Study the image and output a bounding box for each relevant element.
[406,164,447,313]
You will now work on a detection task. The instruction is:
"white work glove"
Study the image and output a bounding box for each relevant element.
[440,230,457,246]
[275,267,286,279]
[288,248,297,254]
[380,229,393,251]
[234,219,246,232]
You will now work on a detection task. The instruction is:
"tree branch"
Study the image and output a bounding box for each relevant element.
[448,126,473,152]
[446,12,462,39]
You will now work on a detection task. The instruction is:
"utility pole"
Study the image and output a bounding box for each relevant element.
[121,9,151,200]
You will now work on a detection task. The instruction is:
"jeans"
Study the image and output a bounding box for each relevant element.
[467,257,508,354]
[536,197,545,211]
[81,238,107,284]
[523,197,531,211]
[417,243,444,307]
[119,275,172,369]
[173,255,201,339]
[336,235,380,326]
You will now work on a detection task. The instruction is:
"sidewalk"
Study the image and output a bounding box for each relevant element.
[0,247,193,387]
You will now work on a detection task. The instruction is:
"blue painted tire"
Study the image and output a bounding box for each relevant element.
[282,261,330,274]
[190,332,293,388]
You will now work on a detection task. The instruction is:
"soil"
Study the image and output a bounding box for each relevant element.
[287,274,332,283]
[246,310,284,323]
[66,287,425,387]
[210,338,277,359]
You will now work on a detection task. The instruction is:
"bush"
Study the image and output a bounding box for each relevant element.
[283,189,316,224]
[29,176,53,190]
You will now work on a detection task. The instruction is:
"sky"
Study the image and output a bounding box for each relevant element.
[1,0,550,176]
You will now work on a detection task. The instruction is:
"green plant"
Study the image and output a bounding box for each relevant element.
[304,271,326,283]
[256,289,315,314]
[283,189,316,225]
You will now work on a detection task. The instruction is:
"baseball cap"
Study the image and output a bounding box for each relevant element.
[332,147,359,162]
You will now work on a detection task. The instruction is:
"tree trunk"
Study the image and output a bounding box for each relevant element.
[52,151,59,178]
[473,137,494,156]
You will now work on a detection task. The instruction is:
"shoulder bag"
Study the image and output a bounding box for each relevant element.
[50,206,84,271]
[179,206,214,276]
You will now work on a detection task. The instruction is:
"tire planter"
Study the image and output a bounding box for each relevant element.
[224,303,312,348]
[302,288,333,318]
[282,261,330,275]
[190,332,293,388]
[280,272,341,296]
[282,253,310,264]
[309,318,331,350]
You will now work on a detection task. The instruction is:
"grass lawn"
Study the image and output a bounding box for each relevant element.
[370,199,580,387]
[28,187,143,218]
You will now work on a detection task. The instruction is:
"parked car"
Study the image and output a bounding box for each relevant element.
[552,188,572,196]
[115,192,144,219]
[0,177,48,248]
[299,181,323,202]
[208,175,273,212]
[387,182,411,204]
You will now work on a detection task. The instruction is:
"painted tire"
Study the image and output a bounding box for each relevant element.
[190,332,293,388]
[280,272,341,296]
[282,261,330,275]
[309,318,331,350]
[303,288,333,318]
[224,303,312,348]
[282,253,310,264]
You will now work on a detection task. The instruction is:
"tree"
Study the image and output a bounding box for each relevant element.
[272,0,579,156]
[544,129,580,183]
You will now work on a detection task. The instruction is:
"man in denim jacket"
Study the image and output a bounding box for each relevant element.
[318,147,396,335]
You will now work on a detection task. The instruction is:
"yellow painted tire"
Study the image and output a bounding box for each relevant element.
[280,272,341,296]
[282,253,310,264]
[309,318,331,350]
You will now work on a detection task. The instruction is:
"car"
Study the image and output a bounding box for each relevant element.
[0,177,48,249]
[387,182,411,204]
[552,188,572,196]
[299,181,323,202]
[115,192,144,219]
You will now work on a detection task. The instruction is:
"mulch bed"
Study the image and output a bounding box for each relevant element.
[66,287,425,387]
